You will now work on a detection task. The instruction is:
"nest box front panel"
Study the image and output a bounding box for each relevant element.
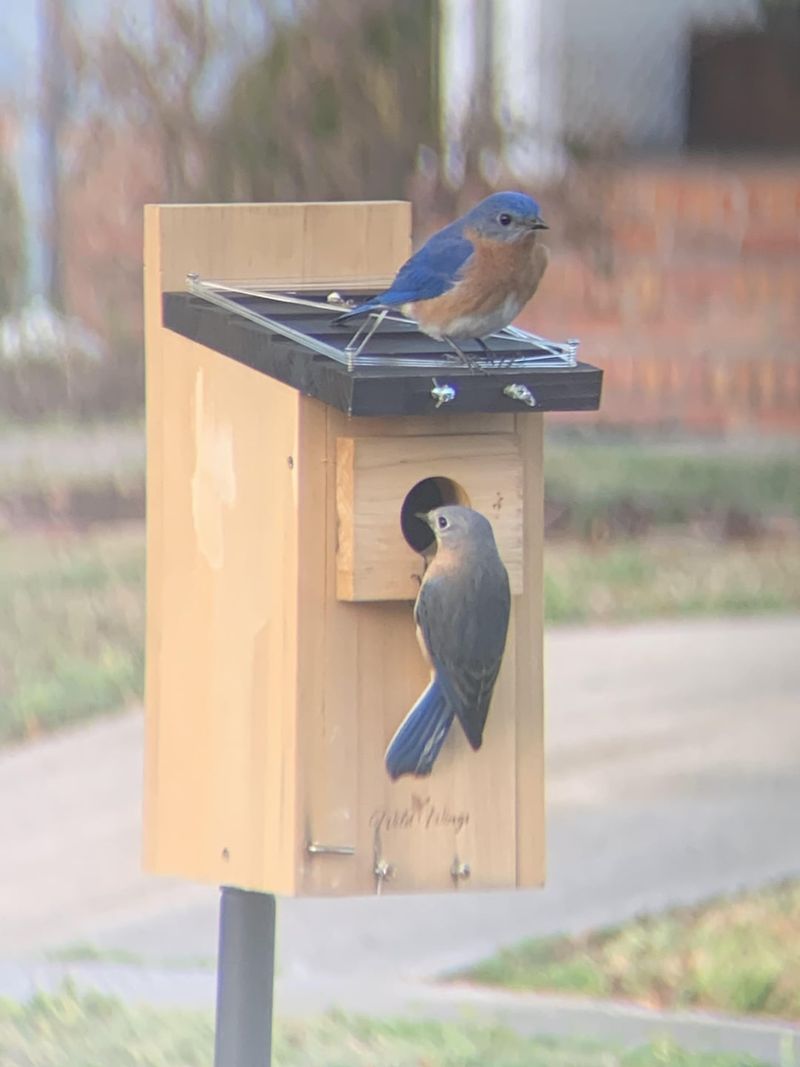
[335,433,524,601]
[299,408,544,896]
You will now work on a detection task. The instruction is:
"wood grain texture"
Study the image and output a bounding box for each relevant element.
[145,330,303,891]
[148,200,410,292]
[304,408,527,894]
[144,201,412,893]
[336,433,523,601]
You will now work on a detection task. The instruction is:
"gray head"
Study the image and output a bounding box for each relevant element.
[463,191,547,242]
[420,505,499,552]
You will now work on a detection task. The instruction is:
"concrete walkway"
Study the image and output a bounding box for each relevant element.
[2,614,800,1060]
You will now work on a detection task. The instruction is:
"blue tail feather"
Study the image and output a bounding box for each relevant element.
[334,297,383,323]
[385,680,454,780]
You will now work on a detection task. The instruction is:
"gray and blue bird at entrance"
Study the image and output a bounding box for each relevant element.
[386,505,511,779]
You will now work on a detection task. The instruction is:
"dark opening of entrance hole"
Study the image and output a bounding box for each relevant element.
[400,477,470,554]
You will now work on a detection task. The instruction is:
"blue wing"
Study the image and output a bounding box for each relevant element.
[381,223,474,305]
[384,679,454,779]
[335,222,475,321]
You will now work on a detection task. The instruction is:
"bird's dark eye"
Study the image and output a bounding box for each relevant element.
[498,213,512,226]
[436,515,449,530]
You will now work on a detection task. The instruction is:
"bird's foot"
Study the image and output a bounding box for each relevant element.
[444,336,488,375]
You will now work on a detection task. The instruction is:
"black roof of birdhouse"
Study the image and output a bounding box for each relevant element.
[163,285,602,418]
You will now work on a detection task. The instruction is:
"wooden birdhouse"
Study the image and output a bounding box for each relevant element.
[143,200,602,898]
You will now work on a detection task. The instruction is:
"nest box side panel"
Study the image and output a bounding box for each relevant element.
[145,328,306,892]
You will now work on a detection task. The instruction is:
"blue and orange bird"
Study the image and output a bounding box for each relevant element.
[385,505,511,780]
[335,191,549,356]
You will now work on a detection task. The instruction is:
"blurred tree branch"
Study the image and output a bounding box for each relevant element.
[0,154,26,317]
[81,0,220,197]
[75,0,437,203]
[50,0,438,415]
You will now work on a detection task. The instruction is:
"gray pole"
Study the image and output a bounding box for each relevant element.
[40,0,67,311]
[214,887,276,1067]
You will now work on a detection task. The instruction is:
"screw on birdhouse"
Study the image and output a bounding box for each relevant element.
[450,858,471,885]
[503,383,537,407]
[566,338,581,366]
[372,825,395,895]
[431,379,456,408]
[306,842,355,856]
[374,858,396,896]
[287,456,294,469]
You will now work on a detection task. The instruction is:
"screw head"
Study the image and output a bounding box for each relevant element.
[450,860,471,881]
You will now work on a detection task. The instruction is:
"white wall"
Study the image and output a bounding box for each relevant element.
[560,0,759,150]
[438,0,761,172]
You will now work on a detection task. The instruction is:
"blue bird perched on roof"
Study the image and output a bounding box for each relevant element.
[335,191,549,353]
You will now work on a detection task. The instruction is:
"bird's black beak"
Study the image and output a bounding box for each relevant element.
[532,216,548,230]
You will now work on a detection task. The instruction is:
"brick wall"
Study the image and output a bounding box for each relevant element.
[519,161,800,433]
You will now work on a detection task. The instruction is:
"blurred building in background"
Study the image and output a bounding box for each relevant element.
[0,0,798,431]
[442,0,800,434]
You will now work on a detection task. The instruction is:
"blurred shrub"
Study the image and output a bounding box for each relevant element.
[0,298,108,420]
[208,0,437,202]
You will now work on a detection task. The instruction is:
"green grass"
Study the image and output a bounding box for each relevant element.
[545,437,800,535]
[544,536,800,623]
[0,526,144,742]
[461,880,800,1020]
[0,983,773,1067]
[45,943,147,967]
[0,417,143,494]
[45,942,216,971]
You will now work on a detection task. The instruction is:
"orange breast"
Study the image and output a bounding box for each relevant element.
[462,231,547,309]
[407,230,548,337]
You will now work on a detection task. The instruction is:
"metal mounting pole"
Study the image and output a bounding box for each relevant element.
[214,887,276,1067]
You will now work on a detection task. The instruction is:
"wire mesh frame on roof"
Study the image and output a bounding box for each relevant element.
[186,275,580,373]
